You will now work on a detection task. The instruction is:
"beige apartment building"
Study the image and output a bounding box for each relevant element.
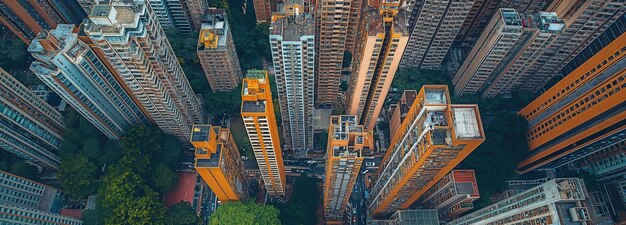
[253,0,272,23]
[518,0,626,92]
[197,8,243,92]
[453,9,528,96]
[315,0,361,106]
[400,0,474,70]
[453,10,565,97]
[347,7,409,132]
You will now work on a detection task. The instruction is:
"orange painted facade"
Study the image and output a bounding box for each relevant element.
[517,32,626,173]
[191,125,247,201]
[369,85,485,218]
[323,115,372,220]
[241,70,286,197]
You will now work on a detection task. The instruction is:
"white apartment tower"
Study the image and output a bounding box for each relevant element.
[83,1,204,142]
[269,14,315,157]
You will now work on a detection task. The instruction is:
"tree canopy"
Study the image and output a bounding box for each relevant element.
[272,175,321,225]
[165,202,201,225]
[99,169,165,225]
[209,201,281,225]
[58,153,97,199]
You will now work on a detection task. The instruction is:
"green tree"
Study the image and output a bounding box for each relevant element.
[119,126,162,174]
[158,134,183,167]
[459,113,528,207]
[98,140,123,166]
[272,175,320,225]
[9,161,39,180]
[390,67,451,95]
[165,202,200,225]
[209,201,280,225]
[82,205,105,225]
[99,169,165,225]
[149,163,177,194]
[58,154,97,199]
[82,138,101,160]
[0,161,9,171]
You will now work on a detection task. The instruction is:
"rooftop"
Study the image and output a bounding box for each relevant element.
[196,144,222,168]
[270,15,314,41]
[191,125,211,142]
[364,8,409,36]
[451,107,482,139]
[242,101,266,113]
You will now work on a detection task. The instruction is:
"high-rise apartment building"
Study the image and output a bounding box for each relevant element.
[269,12,315,157]
[83,1,204,142]
[184,0,208,30]
[0,68,64,170]
[78,0,104,15]
[345,0,366,54]
[197,8,242,92]
[0,202,82,225]
[371,209,440,225]
[29,24,151,140]
[414,170,480,220]
[191,125,247,201]
[347,5,409,132]
[0,0,63,43]
[323,115,372,220]
[149,0,174,28]
[517,31,626,174]
[241,70,286,197]
[448,178,591,225]
[399,0,474,70]
[315,0,359,106]
[0,170,64,213]
[518,0,626,92]
[453,0,502,47]
[388,90,417,142]
[166,0,192,32]
[452,10,566,97]
[253,0,272,23]
[368,85,485,218]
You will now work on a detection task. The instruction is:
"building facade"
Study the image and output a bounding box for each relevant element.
[253,0,272,23]
[197,8,242,92]
[399,0,474,70]
[368,85,485,218]
[388,90,417,142]
[166,0,192,33]
[0,170,64,213]
[241,70,286,197]
[0,0,63,43]
[517,31,626,174]
[323,115,372,220]
[448,178,590,225]
[347,5,408,132]
[148,0,174,28]
[0,202,82,225]
[0,68,64,170]
[452,10,566,97]
[371,209,440,225]
[191,125,247,201]
[29,24,151,140]
[414,170,480,220]
[518,0,626,93]
[314,0,357,106]
[184,0,208,30]
[269,13,315,157]
[83,1,204,142]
